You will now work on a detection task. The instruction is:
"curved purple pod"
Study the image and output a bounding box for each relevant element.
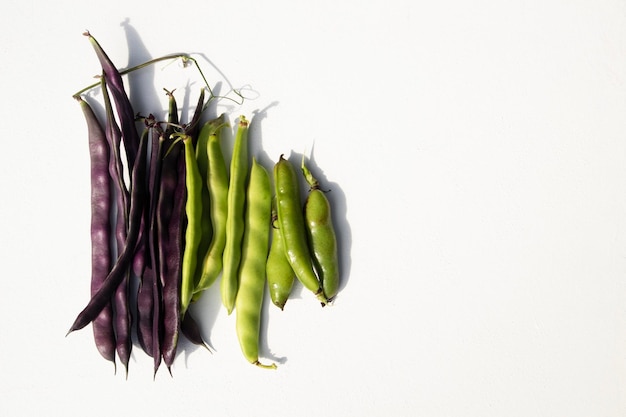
[85,32,140,170]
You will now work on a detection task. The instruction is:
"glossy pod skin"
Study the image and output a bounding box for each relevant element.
[67,127,149,335]
[179,133,203,316]
[221,116,250,314]
[145,126,165,377]
[235,158,276,369]
[158,91,183,371]
[101,78,133,376]
[158,139,184,369]
[85,32,140,169]
[78,97,116,366]
[192,115,214,289]
[301,158,339,301]
[266,199,295,310]
[193,114,229,298]
[274,155,328,306]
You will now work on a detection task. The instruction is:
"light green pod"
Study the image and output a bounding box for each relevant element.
[266,199,295,310]
[221,116,249,314]
[180,134,203,316]
[235,158,276,369]
[301,158,339,301]
[192,117,215,289]
[274,155,328,306]
[193,114,229,299]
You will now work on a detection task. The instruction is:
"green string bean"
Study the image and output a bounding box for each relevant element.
[221,116,250,314]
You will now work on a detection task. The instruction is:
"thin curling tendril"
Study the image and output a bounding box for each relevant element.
[73,36,245,106]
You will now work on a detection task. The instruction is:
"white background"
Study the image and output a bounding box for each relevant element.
[1,0,626,415]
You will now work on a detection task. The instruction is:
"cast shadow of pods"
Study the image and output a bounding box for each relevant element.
[121,20,163,123]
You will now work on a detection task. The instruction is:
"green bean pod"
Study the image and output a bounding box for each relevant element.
[274,155,328,306]
[266,199,295,310]
[192,117,214,289]
[179,133,203,316]
[301,157,339,301]
[193,114,229,298]
[221,116,250,314]
[235,158,276,369]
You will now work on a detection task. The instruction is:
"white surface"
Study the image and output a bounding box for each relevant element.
[1,0,626,416]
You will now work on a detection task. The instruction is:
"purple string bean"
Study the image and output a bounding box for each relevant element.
[85,32,140,169]
[101,77,133,376]
[77,96,116,368]
[67,127,149,335]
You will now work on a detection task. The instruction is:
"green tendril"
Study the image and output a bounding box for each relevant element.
[73,53,246,107]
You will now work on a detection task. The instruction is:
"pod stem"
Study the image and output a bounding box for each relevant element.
[254,361,278,370]
[316,291,329,307]
[301,154,320,191]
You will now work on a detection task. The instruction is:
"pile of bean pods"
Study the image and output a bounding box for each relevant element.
[67,32,340,377]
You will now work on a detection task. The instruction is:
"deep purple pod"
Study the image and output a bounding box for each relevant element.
[180,310,208,350]
[85,32,140,170]
[159,139,185,371]
[157,91,184,371]
[134,124,162,362]
[101,77,133,375]
[67,128,149,335]
[147,127,164,376]
[78,97,116,366]
[113,275,132,376]
[185,88,205,147]
[135,264,154,357]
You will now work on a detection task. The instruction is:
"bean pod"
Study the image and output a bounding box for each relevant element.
[67,127,149,335]
[266,199,295,310]
[78,96,116,367]
[194,114,230,298]
[221,116,250,314]
[274,155,328,306]
[192,110,214,289]
[235,158,276,369]
[179,133,203,316]
[301,157,339,301]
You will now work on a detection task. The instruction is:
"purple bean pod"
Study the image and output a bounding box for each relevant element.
[156,90,182,372]
[158,138,185,372]
[101,76,133,376]
[77,96,116,367]
[135,264,154,357]
[180,310,208,350]
[113,273,132,376]
[135,125,162,361]
[147,126,164,377]
[67,127,149,335]
[85,32,140,170]
[185,88,205,147]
